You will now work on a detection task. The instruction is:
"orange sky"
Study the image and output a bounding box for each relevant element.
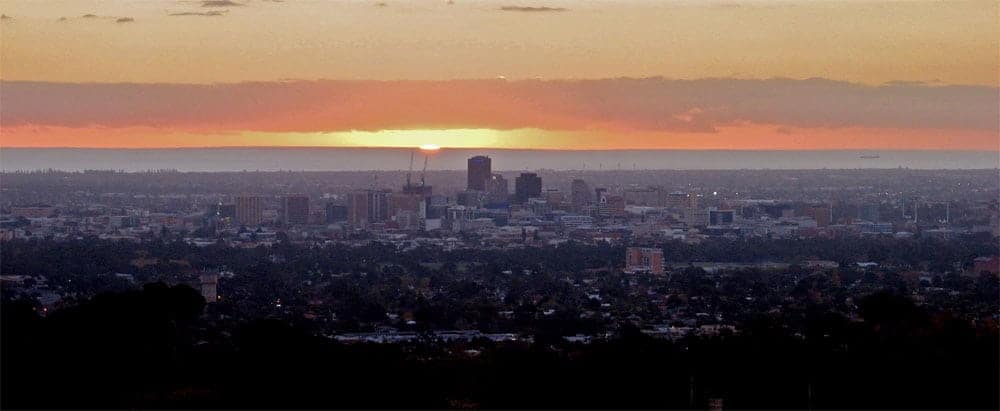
[0,0,997,150]
[3,125,995,151]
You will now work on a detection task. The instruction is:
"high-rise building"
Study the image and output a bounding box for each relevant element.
[467,156,492,191]
[625,247,664,275]
[486,173,509,203]
[391,192,425,218]
[348,191,369,227]
[235,195,263,226]
[282,194,310,225]
[348,189,391,227]
[514,172,542,203]
[570,179,592,209]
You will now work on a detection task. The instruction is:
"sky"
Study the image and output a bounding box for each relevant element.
[0,0,997,150]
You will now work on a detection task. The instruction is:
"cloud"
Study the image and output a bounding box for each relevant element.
[1,78,996,137]
[76,14,133,23]
[499,6,568,12]
[169,10,228,16]
[202,0,243,7]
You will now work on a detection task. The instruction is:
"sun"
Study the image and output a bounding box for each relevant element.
[419,143,441,151]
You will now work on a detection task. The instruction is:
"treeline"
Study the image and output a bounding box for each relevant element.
[2,284,997,409]
[2,235,995,282]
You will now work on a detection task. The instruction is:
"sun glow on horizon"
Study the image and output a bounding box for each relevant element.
[2,125,997,151]
[326,128,505,149]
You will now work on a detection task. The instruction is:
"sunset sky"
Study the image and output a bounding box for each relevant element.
[1,0,997,150]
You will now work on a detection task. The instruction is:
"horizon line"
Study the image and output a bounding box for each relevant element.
[2,146,999,153]
[2,76,996,88]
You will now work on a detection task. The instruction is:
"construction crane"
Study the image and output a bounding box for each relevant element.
[420,153,429,187]
[405,150,415,188]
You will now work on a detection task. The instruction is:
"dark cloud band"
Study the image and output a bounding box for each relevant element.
[2,78,995,134]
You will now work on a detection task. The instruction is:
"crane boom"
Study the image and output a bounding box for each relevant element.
[420,154,428,186]
[406,151,414,187]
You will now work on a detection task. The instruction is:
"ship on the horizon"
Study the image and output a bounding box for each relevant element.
[859,154,881,159]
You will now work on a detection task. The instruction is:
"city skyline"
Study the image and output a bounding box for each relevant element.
[2,2,998,409]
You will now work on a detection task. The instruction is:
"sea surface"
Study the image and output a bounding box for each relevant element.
[0,148,996,172]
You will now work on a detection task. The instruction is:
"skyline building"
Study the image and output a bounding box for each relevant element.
[234,195,263,226]
[467,156,492,191]
[486,173,509,203]
[570,178,592,210]
[514,172,542,203]
[282,194,310,225]
[348,189,391,227]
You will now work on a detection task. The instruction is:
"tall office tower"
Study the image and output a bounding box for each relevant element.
[390,192,424,218]
[486,173,509,203]
[348,190,369,226]
[234,195,263,226]
[570,179,592,209]
[514,172,542,203]
[467,156,492,191]
[349,189,392,227]
[282,194,310,225]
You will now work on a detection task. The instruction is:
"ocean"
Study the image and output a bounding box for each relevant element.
[0,148,996,172]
